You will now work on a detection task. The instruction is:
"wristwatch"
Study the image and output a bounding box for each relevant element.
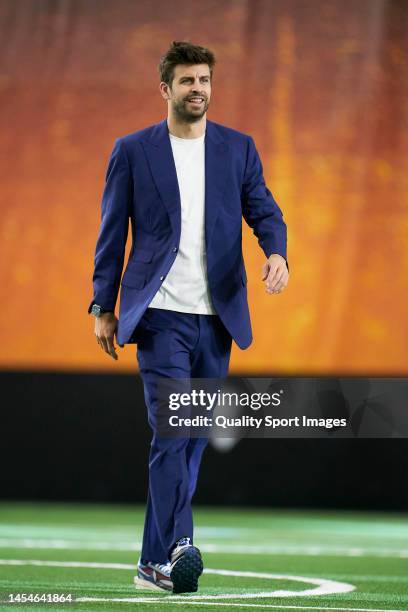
[91,304,113,318]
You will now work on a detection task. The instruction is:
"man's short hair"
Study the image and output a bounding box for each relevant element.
[158,41,216,87]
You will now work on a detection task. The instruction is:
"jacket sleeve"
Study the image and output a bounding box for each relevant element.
[241,136,289,270]
[88,138,132,314]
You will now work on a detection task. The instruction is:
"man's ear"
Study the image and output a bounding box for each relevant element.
[159,82,170,100]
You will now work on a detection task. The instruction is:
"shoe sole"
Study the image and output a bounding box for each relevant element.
[170,546,203,594]
[134,575,173,592]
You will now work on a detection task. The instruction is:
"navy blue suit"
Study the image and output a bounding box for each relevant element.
[88,118,288,350]
[89,118,288,564]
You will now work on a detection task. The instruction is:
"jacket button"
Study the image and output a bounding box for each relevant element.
[173,247,178,252]
[160,275,164,281]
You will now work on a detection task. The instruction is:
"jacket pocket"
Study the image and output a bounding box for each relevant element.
[121,263,147,289]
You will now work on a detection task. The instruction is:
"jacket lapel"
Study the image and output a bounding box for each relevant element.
[204,120,229,251]
[141,119,181,238]
[141,118,229,250]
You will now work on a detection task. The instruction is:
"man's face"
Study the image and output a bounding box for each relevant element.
[163,64,212,123]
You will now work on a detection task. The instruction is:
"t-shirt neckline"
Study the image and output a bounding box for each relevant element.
[169,132,205,142]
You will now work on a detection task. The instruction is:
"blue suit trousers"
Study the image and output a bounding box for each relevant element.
[135,307,232,563]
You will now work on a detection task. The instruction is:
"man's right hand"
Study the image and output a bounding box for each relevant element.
[94,312,121,360]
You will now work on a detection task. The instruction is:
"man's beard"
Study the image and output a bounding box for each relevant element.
[172,97,210,123]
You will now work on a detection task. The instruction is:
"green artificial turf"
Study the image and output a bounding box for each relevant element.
[0,502,407,611]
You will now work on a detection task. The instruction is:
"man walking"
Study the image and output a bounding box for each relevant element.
[89,41,289,594]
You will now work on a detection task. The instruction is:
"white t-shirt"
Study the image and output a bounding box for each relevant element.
[148,131,217,315]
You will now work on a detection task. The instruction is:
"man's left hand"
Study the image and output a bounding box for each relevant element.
[261,254,289,294]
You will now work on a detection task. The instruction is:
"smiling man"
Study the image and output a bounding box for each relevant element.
[169,67,211,120]
[88,41,289,594]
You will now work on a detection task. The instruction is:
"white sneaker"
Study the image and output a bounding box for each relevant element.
[134,558,173,592]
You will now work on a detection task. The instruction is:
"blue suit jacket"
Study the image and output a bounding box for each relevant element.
[88,118,288,350]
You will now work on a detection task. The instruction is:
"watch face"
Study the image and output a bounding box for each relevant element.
[91,304,102,317]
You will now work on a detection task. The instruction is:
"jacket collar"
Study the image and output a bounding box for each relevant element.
[145,117,225,146]
[140,118,229,251]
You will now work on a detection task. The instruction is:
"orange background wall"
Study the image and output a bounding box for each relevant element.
[1,0,407,373]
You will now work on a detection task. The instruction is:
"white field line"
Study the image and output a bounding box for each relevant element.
[0,539,407,558]
[0,527,243,542]
[0,559,135,570]
[4,560,407,612]
[74,602,408,611]
[1,525,407,540]
[0,560,406,583]
[76,601,408,612]
[0,559,354,599]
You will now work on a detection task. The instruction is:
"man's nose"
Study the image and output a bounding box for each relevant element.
[190,86,205,94]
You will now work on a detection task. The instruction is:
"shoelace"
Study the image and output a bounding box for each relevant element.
[151,561,171,574]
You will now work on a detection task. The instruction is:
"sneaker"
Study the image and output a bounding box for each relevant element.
[170,536,203,593]
[134,558,173,592]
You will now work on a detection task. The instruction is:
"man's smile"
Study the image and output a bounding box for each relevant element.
[186,97,205,105]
